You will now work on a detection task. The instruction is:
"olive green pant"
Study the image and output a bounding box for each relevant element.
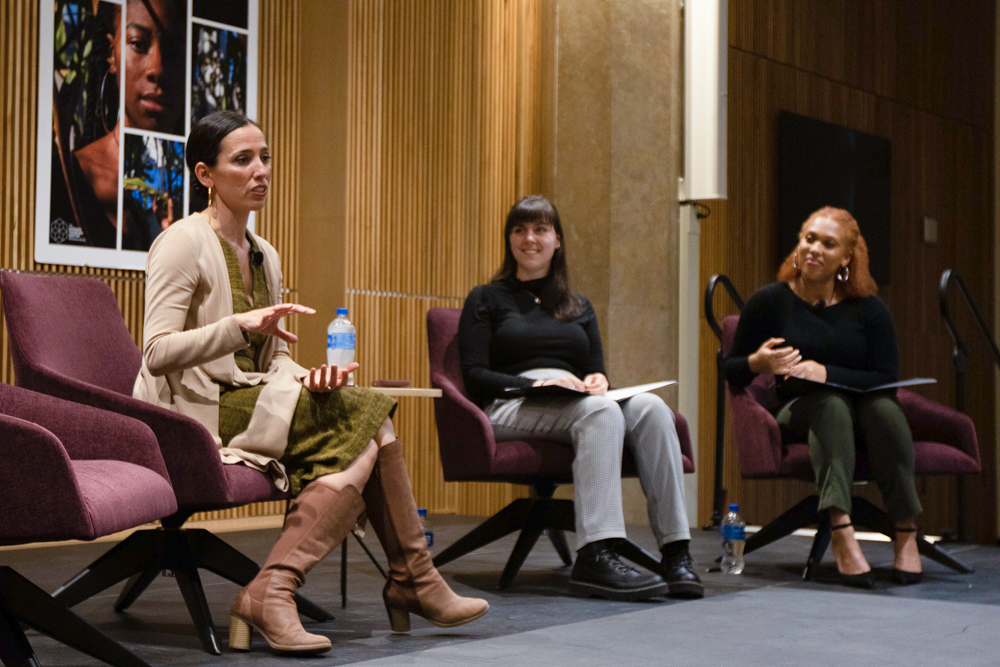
[775,391,923,521]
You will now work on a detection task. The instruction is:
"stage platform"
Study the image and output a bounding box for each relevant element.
[5,515,998,666]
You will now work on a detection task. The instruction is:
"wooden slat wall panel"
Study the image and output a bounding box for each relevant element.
[346,0,541,515]
[0,1,302,522]
[700,3,996,541]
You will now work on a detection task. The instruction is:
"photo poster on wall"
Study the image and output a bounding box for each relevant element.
[35,0,259,270]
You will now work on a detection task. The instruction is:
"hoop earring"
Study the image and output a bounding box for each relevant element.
[207,186,215,209]
[99,67,120,134]
[837,266,850,282]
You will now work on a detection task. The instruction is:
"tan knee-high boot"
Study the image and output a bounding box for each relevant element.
[363,440,489,632]
[230,484,365,653]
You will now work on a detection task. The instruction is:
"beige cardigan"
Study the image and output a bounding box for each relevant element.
[133,213,309,491]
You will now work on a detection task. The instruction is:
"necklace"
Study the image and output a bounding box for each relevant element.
[522,288,541,305]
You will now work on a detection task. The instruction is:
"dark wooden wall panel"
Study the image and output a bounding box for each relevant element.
[701,2,996,542]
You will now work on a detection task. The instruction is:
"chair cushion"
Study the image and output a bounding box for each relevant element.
[223,462,289,505]
[0,460,176,547]
[913,441,981,475]
[73,460,177,538]
[491,439,576,482]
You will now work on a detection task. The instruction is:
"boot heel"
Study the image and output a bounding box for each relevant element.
[385,603,411,632]
[229,615,253,651]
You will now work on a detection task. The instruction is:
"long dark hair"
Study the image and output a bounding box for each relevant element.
[185,110,260,200]
[492,195,583,321]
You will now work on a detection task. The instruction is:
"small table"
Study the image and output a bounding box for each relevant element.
[368,387,442,398]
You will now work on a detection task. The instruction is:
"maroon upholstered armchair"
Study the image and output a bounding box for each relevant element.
[0,271,330,654]
[426,308,694,588]
[0,383,176,667]
[720,314,980,577]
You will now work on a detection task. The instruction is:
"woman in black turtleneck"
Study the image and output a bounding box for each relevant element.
[725,206,923,587]
[458,195,701,602]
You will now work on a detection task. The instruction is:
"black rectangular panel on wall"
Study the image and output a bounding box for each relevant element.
[778,111,891,286]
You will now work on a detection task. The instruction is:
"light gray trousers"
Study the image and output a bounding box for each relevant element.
[485,370,690,550]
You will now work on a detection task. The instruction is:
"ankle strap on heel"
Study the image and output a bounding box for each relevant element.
[831,522,854,532]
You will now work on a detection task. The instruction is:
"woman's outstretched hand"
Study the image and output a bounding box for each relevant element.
[583,373,609,396]
[748,337,801,376]
[532,374,588,392]
[234,303,316,343]
[302,362,360,392]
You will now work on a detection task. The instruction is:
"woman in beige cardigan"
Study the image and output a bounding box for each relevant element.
[135,111,487,654]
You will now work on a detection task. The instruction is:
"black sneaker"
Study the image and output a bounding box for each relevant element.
[660,542,704,599]
[569,540,669,601]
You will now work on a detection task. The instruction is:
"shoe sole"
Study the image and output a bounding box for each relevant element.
[667,580,704,599]
[568,579,669,601]
[425,604,491,629]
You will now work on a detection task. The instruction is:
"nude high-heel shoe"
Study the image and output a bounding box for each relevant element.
[362,441,489,631]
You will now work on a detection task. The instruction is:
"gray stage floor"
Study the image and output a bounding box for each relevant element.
[5,515,998,666]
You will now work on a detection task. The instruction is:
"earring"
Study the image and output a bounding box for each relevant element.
[207,186,215,208]
[837,265,850,282]
[99,65,119,134]
[792,254,799,269]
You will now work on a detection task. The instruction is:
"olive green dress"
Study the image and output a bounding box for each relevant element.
[216,234,396,495]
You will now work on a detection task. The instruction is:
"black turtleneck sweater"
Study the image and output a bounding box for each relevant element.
[458,276,606,401]
[725,282,899,402]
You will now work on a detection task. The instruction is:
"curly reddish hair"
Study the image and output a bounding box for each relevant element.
[777,206,879,298]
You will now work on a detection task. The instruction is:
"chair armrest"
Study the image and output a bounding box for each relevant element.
[0,383,169,482]
[17,365,231,506]
[728,388,784,477]
[898,389,981,465]
[673,412,695,473]
[0,414,92,544]
[429,374,496,480]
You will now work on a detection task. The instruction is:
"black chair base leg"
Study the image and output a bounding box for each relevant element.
[433,499,534,569]
[744,495,820,557]
[172,568,219,655]
[547,529,573,566]
[1,606,38,667]
[433,497,578,589]
[803,516,831,580]
[114,569,160,612]
[52,526,335,654]
[1,567,149,667]
[917,537,975,573]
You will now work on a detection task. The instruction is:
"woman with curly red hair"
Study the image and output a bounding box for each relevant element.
[725,206,923,588]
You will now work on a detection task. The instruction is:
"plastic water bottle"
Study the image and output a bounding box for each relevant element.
[418,508,433,548]
[721,503,745,574]
[326,307,356,385]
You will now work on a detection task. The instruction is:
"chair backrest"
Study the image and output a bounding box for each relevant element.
[426,308,496,481]
[0,272,141,396]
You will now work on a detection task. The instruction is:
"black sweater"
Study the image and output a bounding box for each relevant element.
[458,277,606,401]
[724,282,899,402]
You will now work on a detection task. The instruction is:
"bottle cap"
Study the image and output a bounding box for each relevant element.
[336,307,349,316]
[729,504,739,511]
[417,508,427,517]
